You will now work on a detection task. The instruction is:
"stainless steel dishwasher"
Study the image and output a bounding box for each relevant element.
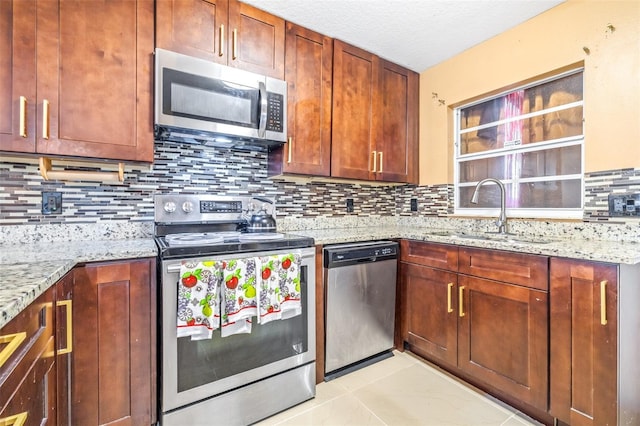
[324,241,398,379]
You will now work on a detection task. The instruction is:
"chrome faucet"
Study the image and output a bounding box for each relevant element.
[471,178,508,234]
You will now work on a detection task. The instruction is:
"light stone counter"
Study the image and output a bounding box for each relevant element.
[0,239,156,329]
[292,225,640,265]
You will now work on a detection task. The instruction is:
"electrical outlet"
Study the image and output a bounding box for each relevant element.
[608,193,640,216]
[410,198,418,212]
[42,192,62,215]
[346,198,354,213]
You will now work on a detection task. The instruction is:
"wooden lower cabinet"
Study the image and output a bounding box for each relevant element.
[0,284,56,426]
[401,262,458,367]
[400,240,549,417]
[549,258,640,426]
[457,275,548,410]
[56,258,157,426]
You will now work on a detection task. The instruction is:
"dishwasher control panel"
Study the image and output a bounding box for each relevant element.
[324,241,398,268]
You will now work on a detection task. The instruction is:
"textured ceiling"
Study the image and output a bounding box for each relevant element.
[242,0,565,72]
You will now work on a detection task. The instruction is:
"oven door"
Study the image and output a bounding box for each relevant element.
[160,246,316,412]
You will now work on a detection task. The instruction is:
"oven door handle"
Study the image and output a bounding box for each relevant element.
[166,252,315,273]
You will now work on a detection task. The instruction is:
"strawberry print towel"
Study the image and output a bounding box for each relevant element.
[221,258,258,337]
[177,260,222,340]
[257,252,302,324]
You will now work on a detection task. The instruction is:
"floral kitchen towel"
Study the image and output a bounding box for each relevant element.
[221,258,258,337]
[177,260,222,340]
[258,252,302,324]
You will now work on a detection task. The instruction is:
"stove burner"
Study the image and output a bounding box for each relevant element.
[238,233,285,242]
[164,233,225,247]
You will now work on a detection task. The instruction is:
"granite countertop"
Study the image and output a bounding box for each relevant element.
[2,225,640,329]
[0,239,157,329]
[292,225,640,265]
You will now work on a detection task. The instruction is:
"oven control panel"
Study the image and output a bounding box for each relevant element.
[154,194,276,224]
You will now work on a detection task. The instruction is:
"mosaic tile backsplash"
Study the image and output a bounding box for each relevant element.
[0,141,638,227]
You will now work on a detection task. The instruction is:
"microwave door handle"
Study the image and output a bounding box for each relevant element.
[258,81,268,138]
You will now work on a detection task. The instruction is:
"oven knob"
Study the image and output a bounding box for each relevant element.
[182,201,194,213]
[164,201,177,213]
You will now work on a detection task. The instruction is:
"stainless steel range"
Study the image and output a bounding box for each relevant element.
[154,194,316,425]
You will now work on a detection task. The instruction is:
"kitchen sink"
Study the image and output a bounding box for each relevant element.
[426,230,553,244]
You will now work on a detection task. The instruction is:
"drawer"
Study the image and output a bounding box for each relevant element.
[400,240,458,271]
[0,287,55,404]
[458,247,548,291]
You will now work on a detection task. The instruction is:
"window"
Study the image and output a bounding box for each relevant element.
[454,70,584,219]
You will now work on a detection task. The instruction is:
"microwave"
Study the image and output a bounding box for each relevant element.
[154,48,287,149]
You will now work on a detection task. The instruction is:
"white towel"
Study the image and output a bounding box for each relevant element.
[258,253,302,323]
[177,260,222,340]
[220,258,258,337]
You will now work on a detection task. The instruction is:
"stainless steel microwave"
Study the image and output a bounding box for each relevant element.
[154,48,287,149]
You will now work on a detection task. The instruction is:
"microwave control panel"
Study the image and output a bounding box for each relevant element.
[608,193,640,216]
[266,93,284,133]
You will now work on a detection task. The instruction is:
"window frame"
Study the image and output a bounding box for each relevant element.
[453,68,585,219]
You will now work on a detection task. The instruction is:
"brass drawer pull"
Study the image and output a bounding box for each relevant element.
[219,24,225,57]
[371,150,377,172]
[232,28,238,60]
[600,280,608,325]
[0,412,28,426]
[0,332,27,368]
[378,151,383,172]
[57,299,73,355]
[287,137,292,163]
[447,282,454,313]
[19,96,27,138]
[459,286,465,317]
[42,99,50,139]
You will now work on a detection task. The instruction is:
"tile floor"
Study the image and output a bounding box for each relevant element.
[256,351,542,426]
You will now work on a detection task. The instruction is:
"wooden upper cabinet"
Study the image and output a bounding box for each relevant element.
[331,40,418,183]
[331,40,379,181]
[377,60,419,183]
[156,0,285,79]
[227,0,284,78]
[37,0,154,162]
[0,0,37,153]
[269,23,332,177]
[1,0,154,162]
[156,0,228,64]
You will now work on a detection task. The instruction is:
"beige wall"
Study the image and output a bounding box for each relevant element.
[419,0,640,185]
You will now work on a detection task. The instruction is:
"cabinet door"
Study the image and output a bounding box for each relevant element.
[401,262,458,366]
[156,0,228,64]
[227,0,285,79]
[0,0,36,153]
[376,60,418,183]
[278,23,332,176]
[71,258,156,426]
[549,259,617,426]
[0,287,56,426]
[36,0,154,162]
[457,275,548,411]
[56,271,74,426]
[331,40,379,180]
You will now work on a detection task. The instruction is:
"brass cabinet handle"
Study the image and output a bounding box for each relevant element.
[287,137,292,163]
[600,280,608,325]
[378,152,383,173]
[0,332,26,368]
[0,412,28,426]
[447,282,454,313]
[19,96,27,138]
[42,99,50,139]
[57,299,73,355]
[232,28,238,60]
[219,24,225,57]
[371,150,377,172]
[459,286,466,317]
